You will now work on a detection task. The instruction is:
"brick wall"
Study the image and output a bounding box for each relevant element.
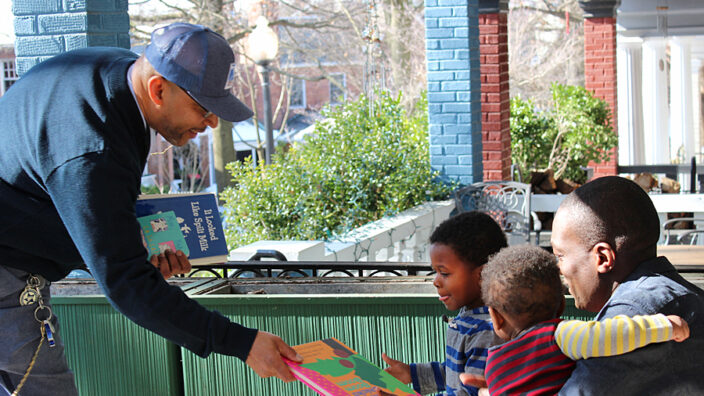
[579,0,620,179]
[425,0,483,185]
[12,0,129,75]
[584,17,618,178]
[479,11,510,181]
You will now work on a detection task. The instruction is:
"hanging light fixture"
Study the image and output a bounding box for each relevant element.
[656,0,669,37]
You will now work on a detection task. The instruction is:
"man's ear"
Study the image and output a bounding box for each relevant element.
[146,76,167,106]
[593,242,616,274]
[488,306,504,331]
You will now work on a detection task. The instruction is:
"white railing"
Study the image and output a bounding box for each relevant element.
[228,192,704,262]
[228,200,455,262]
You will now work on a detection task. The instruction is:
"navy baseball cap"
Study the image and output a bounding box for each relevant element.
[145,22,253,122]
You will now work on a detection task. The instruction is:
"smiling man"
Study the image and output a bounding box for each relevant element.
[0,23,300,396]
[551,176,704,395]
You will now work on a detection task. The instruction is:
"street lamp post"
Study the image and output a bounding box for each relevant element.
[247,17,279,165]
[260,63,274,165]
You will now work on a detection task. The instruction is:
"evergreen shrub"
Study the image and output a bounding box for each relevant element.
[510,83,617,184]
[220,91,453,249]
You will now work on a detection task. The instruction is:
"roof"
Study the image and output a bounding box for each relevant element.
[618,0,704,37]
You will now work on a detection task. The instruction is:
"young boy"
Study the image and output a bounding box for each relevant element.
[468,245,689,395]
[382,211,507,395]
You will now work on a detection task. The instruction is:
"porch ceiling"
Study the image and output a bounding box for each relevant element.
[618,0,704,37]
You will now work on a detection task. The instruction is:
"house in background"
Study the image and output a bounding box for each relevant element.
[0,45,18,97]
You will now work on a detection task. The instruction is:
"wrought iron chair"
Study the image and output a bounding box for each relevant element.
[453,181,541,245]
[662,218,704,245]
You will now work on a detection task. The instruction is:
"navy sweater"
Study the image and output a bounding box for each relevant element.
[0,47,257,360]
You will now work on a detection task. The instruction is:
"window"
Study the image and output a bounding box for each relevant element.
[329,73,346,104]
[289,78,305,108]
[1,59,18,96]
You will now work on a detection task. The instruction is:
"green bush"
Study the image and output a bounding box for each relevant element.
[510,83,618,183]
[509,96,555,180]
[220,91,453,249]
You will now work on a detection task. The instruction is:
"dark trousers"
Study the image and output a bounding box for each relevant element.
[0,266,77,396]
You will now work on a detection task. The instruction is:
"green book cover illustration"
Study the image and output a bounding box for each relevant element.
[137,211,190,257]
[284,338,419,396]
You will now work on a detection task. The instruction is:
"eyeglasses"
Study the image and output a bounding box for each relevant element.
[177,85,213,119]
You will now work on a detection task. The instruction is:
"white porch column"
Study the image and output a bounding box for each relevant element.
[642,38,670,164]
[692,57,703,158]
[617,39,644,165]
[670,37,695,163]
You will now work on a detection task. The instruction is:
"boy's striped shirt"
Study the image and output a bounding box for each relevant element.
[485,315,675,395]
[410,306,502,396]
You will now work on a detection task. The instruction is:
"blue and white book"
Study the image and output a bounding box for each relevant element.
[136,193,228,265]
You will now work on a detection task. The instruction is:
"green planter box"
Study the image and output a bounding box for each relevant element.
[51,277,593,396]
[53,299,182,396]
[51,278,220,396]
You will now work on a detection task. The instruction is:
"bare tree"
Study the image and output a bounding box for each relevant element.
[508,0,584,106]
[130,1,370,184]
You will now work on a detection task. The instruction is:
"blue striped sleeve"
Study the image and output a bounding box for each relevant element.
[410,363,421,393]
[432,361,445,390]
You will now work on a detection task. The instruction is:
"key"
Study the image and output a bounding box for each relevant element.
[43,320,56,347]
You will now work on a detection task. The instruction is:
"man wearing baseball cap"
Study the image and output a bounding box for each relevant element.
[0,23,300,395]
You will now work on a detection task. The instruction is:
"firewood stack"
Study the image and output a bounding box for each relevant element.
[530,169,580,195]
[529,170,581,230]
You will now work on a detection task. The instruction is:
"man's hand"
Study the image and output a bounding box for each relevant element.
[245,331,303,382]
[667,315,690,342]
[150,249,191,279]
[381,353,411,384]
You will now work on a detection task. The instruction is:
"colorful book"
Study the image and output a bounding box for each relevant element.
[137,211,190,257]
[285,338,420,396]
[135,193,228,265]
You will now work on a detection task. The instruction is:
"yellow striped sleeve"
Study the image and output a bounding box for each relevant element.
[627,314,636,352]
[591,320,600,358]
[555,314,673,360]
[575,320,589,358]
[615,315,624,354]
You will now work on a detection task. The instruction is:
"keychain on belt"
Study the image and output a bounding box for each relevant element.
[12,275,55,396]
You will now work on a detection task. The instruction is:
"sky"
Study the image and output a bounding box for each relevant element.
[0,0,14,45]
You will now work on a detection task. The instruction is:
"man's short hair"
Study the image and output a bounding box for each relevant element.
[559,176,660,253]
[482,245,563,326]
[430,211,507,268]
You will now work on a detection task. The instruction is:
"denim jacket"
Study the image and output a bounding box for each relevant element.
[559,257,704,395]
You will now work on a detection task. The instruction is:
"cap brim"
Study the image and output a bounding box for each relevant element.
[193,93,254,123]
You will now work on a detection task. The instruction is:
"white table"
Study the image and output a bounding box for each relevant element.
[657,245,704,267]
[531,193,704,214]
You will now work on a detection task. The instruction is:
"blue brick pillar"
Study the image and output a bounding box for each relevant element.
[425,0,482,185]
[12,0,130,76]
